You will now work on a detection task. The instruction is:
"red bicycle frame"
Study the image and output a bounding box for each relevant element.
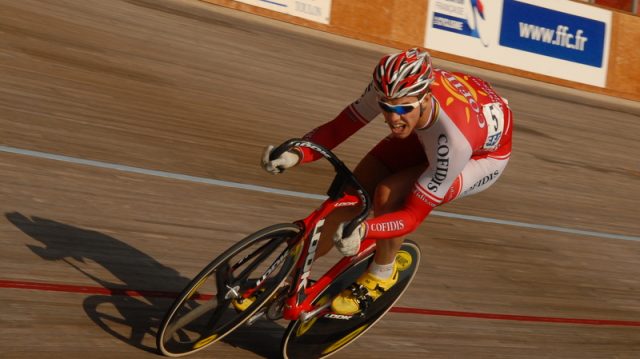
[265,138,375,322]
[282,194,376,321]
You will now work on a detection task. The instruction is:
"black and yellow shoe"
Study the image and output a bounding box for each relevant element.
[330,263,398,315]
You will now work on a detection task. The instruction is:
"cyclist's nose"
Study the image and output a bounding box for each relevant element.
[384,111,400,122]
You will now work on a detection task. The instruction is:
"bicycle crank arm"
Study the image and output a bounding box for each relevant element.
[245,308,267,326]
[299,301,332,323]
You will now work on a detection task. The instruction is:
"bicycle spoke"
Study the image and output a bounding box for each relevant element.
[215,262,232,299]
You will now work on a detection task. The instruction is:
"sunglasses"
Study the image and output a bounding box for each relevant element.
[378,93,427,115]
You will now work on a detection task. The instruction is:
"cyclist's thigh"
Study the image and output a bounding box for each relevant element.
[374,163,427,216]
[354,133,428,196]
[442,147,511,203]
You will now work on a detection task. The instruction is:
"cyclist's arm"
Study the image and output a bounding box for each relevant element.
[298,83,380,163]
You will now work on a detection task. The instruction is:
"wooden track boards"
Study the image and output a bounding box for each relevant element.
[1,0,639,358]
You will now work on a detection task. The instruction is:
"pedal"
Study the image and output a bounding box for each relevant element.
[350,285,375,313]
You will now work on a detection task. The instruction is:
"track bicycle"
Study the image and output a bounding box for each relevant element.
[157,139,421,358]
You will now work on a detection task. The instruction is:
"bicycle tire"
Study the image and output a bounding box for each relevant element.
[281,240,421,359]
[157,223,301,357]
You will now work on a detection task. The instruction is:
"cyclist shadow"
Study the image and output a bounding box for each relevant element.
[6,212,285,358]
[223,321,287,358]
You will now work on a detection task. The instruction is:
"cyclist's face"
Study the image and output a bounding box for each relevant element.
[379,93,432,139]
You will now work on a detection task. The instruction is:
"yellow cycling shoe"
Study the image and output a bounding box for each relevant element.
[330,264,398,315]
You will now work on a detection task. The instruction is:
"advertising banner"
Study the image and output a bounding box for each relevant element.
[425,0,612,87]
[235,0,332,24]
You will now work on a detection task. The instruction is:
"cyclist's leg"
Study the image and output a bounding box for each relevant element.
[370,163,427,265]
[316,133,427,258]
[362,134,429,265]
[329,164,425,315]
[367,144,512,265]
[315,154,389,258]
[330,135,428,315]
[370,145,511,267]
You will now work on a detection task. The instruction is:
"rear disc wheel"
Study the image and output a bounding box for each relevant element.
[281,240,421,359]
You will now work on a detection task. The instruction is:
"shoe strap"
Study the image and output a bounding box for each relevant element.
[348,283,385,312]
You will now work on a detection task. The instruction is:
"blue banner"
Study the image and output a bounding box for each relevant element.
[499,0,606,68]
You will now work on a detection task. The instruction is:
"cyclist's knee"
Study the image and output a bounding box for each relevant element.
[373,184,403,216]
[371,163,426,216]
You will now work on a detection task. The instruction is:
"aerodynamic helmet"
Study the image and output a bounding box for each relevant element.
[372,48,435,99]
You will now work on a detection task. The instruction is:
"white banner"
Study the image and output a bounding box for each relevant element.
[235,0,332,24]
[425,0,612,87]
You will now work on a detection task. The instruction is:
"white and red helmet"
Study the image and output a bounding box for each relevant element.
[372,48,435,99]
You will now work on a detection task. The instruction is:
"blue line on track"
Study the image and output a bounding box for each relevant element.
[1,145,638,242]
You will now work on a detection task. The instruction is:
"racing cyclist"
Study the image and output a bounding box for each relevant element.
[261,47,513,315]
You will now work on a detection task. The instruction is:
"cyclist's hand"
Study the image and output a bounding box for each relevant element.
[333,222,367,256]
[261,145,300,174]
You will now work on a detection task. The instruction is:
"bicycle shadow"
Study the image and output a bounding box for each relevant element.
[6,212,284,358]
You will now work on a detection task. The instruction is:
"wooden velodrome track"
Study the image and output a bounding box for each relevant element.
[1,0,639,358]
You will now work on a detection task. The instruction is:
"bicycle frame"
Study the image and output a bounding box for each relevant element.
[282,195,377,321]
[266,139,376,321]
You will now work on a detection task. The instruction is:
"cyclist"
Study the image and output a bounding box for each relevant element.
[262,47,513,315]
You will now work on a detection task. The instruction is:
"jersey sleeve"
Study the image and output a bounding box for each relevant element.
[298,82,380,163]
[364,118,472,239]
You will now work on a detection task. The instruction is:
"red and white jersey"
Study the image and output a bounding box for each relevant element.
[298,69,513,239]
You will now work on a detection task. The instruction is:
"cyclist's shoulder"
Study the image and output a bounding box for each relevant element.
[431,68,507,115]
[350,81,380,121]
[432,68,496,96]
